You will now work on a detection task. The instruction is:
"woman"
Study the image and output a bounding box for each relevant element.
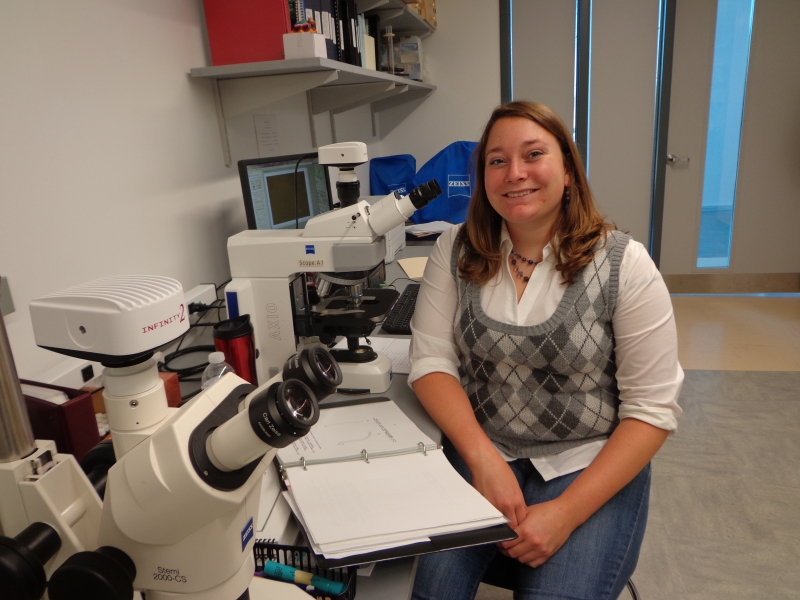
[408,101,682,600]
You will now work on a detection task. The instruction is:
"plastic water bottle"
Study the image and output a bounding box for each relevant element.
[200,352,235,390]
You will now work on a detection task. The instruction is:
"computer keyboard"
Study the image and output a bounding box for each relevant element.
[381,283,420,335]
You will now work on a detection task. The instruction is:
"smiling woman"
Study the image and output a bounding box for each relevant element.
[456,102,614,289]
[408,101,683,600]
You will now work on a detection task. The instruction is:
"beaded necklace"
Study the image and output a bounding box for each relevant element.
[509,249,542,283]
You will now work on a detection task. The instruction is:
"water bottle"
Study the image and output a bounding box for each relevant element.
[200,352,235,390]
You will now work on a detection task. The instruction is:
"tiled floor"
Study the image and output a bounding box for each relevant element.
[476,295,800,600]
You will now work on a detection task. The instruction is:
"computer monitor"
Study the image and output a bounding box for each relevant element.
[238,154,333,230]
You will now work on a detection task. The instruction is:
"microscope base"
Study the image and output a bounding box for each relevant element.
[337,352,392,393]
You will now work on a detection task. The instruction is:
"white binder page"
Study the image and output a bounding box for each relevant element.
[285,451,505,546]
[277,400,435,465]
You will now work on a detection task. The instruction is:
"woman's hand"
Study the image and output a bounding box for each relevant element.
[469,451,528,528]
[500,499,577,567]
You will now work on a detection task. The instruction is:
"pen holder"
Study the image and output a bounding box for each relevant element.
[253,541,357,600]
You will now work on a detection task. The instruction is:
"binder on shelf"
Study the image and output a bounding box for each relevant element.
[276,398,514,568]
[203,0,292,66]
[366,15,382,72]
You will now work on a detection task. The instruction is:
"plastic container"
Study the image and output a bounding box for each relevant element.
[252,542,356,600]
[200,352,235,390]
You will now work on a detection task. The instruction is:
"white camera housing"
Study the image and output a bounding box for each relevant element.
[318,141,368,168]
[30,275,189,363]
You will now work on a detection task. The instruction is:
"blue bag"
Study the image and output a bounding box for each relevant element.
[369,154,417,197]
[409,141,478,224]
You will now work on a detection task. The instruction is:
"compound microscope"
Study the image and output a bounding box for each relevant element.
[226,142,441,394]
[0,275,343,600]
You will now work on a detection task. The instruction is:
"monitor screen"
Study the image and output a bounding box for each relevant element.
[238,154,333,230]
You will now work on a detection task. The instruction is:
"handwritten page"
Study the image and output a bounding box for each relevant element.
[277,400,435,466]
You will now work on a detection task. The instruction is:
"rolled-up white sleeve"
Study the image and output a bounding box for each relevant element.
[613,241,683,431]
[408,225,463,386]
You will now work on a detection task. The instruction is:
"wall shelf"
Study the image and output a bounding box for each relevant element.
[355,0,436,38]
[190,58,435,165]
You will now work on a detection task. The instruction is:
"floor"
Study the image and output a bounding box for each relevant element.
[476,295,800,600]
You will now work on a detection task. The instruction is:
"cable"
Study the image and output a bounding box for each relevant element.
[159,299,224,379]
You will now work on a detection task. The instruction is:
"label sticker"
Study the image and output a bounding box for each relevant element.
[241,517,254,551]
[299,259,324,268]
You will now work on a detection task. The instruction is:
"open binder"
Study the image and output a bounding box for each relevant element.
[276,398,515,568]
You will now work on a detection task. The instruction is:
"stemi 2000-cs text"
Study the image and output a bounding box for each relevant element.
[153,567,187,583]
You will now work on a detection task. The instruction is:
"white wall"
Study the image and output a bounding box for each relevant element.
[0,1,245,379]
[0,0,497,382]
[730,0,800,273]
[378,0,501,165]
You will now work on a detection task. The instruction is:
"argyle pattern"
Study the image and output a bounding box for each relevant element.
[452,232,630,458]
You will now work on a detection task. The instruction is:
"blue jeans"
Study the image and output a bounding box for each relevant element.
[412,441,651,600]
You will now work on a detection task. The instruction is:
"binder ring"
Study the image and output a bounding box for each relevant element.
[418,442,427,456]
[301,457,307,471]
[361,449,369,463]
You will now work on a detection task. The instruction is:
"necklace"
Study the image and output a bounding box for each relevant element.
[509,249,541,283]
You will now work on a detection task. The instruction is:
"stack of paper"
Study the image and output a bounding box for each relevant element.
[276,400,509,563]
[405,221,454,237]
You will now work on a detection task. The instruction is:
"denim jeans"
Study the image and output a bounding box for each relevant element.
[411,441,651,600]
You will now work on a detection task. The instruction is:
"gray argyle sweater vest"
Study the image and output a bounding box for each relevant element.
[452,231,630,458]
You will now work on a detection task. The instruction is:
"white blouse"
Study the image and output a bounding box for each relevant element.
[408,223,683,480]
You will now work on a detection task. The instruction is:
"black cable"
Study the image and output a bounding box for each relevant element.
[159,299,224,378]
[386,276,418,288]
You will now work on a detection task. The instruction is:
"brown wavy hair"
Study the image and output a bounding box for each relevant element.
[457,101,615,286]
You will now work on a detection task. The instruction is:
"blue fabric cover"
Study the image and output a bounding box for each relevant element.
[369,154,417,196]
[410,141,478,224]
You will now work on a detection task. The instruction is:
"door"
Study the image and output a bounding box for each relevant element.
[660,0,751,276]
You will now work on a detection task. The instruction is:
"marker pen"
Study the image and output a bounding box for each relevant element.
[263,560,346,595]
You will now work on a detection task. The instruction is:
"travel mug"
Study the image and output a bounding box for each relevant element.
[212,314,257,386]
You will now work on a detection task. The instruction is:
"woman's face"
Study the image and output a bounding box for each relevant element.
[483,117,570,231]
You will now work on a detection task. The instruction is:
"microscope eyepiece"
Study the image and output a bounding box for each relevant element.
[282,347,342,403]
[408,179,443,209]
[279,381,317,424]
[247,379,320,449]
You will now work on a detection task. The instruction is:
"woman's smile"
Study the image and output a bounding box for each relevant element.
[483,117,569,231]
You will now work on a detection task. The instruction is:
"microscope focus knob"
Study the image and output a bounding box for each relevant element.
[0,522,61,600]
[48,546,135,600]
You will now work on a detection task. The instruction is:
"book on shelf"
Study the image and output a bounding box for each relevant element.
[276,398,514,568]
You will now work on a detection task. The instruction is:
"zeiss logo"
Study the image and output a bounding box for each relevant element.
[305,245,316,255]
[448,175,471,198]
[241,517,254,551]
[388,183,407,195]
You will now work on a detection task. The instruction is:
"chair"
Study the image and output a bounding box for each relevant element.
[481,553,641,599]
